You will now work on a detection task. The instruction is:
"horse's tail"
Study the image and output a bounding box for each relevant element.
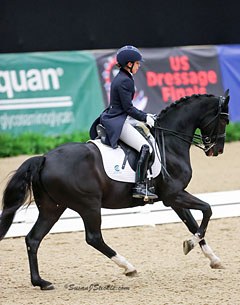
[0,156,45,240]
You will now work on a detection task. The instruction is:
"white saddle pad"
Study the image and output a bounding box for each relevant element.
[89,136,161,183]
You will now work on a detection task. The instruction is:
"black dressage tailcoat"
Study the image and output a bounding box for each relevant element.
[90,68,147,148]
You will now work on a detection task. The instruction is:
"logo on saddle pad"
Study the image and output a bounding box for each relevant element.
[89,137,161,183]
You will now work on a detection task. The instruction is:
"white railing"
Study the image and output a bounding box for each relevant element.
[2,190,240,238]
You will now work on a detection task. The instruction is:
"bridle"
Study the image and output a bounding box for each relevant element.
[154,95,229,154]
[195,95,229,152]
[152,94,229,179]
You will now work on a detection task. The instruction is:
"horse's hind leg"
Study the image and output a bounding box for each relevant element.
[25,200,66,290]
[81,208,137,276]
[172,206,222,268]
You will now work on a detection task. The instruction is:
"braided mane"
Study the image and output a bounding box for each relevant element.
[159,94,214,117]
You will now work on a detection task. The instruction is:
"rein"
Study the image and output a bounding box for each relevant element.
[153,127,204,179]
[154,125,209,152]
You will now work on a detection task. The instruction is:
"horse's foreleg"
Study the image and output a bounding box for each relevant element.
[82,210,137,276]
[25,205,65,290]
[199,240,223,269]
[168,191,215,252]
[172,206,199,235]
[172,206,203,253]
[184,237,223,268]
[169,190,212,237]
[170,205,223,268]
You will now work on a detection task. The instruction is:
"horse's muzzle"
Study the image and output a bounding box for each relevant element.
[205,145,224,157]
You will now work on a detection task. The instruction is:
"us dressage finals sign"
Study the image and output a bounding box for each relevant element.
[0,45,239,135]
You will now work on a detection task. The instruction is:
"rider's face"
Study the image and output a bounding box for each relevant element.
[132,61,141,74]
[126,61,141,74]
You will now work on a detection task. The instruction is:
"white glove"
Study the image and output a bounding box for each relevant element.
[146,114,156,128]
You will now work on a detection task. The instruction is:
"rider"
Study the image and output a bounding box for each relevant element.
[90,45,158,200]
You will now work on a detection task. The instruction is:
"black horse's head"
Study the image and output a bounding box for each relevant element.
[199,90,230,157]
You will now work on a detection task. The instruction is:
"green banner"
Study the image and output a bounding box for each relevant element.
[0,51,105,135]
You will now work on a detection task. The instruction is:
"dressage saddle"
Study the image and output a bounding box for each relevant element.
[96,124,154,172]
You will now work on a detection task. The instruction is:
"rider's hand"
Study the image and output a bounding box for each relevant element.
[146,114,157,128]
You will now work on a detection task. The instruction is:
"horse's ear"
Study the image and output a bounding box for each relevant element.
[224,89,229,98]
[224,89,230,105]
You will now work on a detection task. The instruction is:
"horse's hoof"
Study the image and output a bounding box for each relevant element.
[41,283,55,290]
[125,270,137,277]
[183,239,194,255]
[210,262,225,269]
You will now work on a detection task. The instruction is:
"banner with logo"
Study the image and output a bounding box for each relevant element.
[95,46,224,114]
[0,51,105,135]
[0,46,239,137]
[217,45,240,122]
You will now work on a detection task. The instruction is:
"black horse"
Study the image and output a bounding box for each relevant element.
[0,92,230,290]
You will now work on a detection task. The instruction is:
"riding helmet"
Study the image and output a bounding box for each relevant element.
[116,45,143,67]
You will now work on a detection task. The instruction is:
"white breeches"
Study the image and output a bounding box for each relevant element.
[119,118,152,154]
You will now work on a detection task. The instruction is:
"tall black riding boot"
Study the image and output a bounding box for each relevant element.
[132,145,158,200]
